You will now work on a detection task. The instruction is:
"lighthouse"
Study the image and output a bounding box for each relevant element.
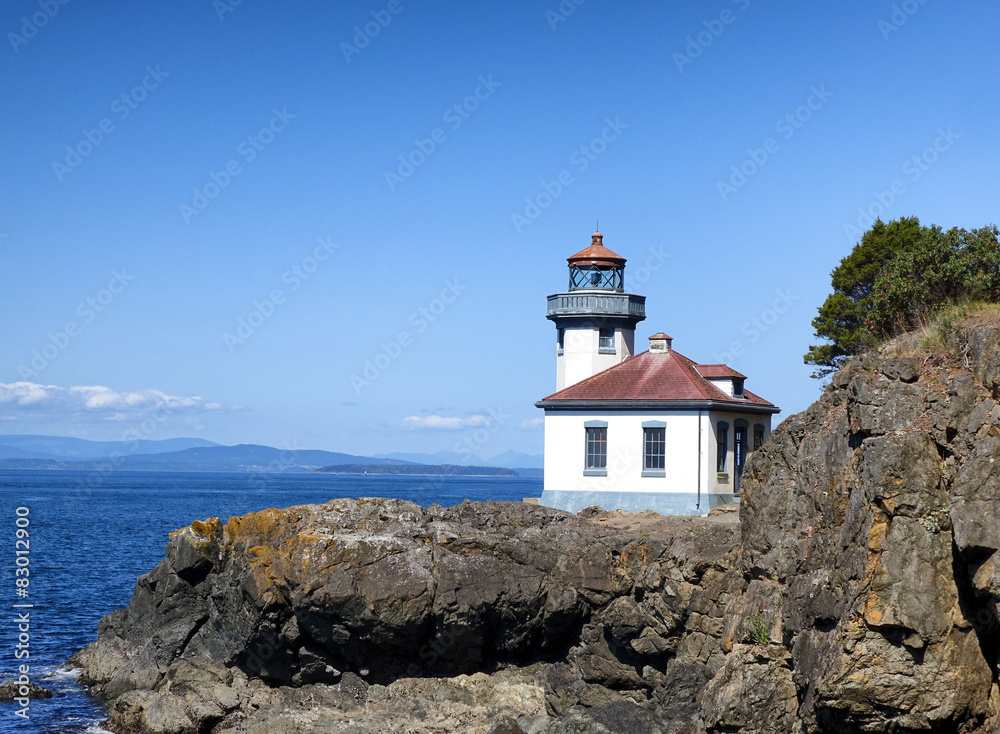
[536,230,780,515]
[546,232,646,390]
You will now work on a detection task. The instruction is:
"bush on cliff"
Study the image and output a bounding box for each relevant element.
[805,217,1000,377]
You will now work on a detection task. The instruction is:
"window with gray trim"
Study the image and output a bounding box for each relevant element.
[585,427,607,470]
[717,423,728,473]
[753,425,765,451]
[598,327,615,352]
[643,427,665,470]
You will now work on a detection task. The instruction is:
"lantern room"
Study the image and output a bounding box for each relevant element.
[567,232,626,292]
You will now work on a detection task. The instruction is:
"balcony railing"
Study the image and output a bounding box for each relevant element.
[546,292,646,320]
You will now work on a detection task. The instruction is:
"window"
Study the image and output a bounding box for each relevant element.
[584,424,607,475]
[598,327,615,353]
[557,328,565,352]
[734,420,748,495]
[643,426,665,475]
[733,378,745,397]
[569,266,623,291]
[717,423,728,473]
[734,426,746,472]
[753,425,765,451]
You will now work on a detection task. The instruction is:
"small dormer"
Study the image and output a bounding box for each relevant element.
[648,332,672,353]
[696,364,747,398]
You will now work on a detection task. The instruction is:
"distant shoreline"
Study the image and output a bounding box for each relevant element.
[0,466,537,477]
[315,471,517,477]
[314,463,519,477]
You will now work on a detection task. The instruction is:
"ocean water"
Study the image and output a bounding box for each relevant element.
[0,469,542,733]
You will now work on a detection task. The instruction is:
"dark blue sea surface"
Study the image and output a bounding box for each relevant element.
[0,469,542,732]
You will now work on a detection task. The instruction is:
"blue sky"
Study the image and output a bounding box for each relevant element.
[1,0,997,459]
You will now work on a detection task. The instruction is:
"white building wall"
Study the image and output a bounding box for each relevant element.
[543,410,705,495]
[556,324,635,391]
[540,408,774,514]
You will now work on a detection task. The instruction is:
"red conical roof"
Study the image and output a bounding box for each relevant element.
[567,232,626,267]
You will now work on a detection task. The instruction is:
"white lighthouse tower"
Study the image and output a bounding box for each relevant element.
[546,231,646,390]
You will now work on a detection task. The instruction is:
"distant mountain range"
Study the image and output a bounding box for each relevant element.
[0,435,542,475]
[0,434,219,460]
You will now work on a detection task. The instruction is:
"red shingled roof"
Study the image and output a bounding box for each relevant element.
[540,349,776,408]
[696,364,747,379]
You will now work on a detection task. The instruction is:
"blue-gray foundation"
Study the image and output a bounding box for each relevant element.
[539,490,737,516]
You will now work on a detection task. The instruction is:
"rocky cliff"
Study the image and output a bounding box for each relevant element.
[711,323,1000,733]
[72,498,743,733]
[73,320,1000,733]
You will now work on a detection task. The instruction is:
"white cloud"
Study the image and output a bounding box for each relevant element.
[402,414,492,431]
[0,382,223,414]
[519,417,544,431]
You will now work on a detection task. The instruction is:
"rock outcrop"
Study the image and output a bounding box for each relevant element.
[0,679,53,700]
[73,499,742,733]
[74,320,1000,732]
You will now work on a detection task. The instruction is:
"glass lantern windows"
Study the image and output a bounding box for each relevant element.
[569,265,623,291]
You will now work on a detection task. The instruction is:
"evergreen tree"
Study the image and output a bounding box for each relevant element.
[807,218,1000,377]
[804,217,923,377]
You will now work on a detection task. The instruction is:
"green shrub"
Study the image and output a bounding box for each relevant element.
[746,610,772,645]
